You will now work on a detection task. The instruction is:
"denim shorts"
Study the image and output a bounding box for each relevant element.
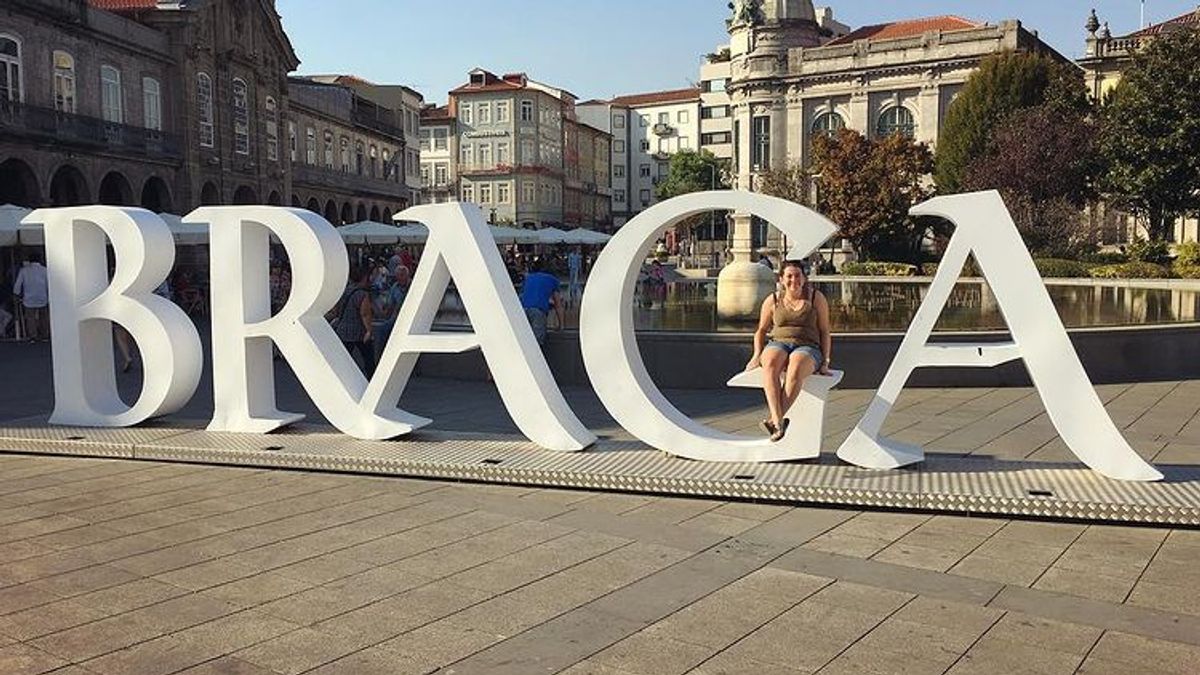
[764,341,823,365]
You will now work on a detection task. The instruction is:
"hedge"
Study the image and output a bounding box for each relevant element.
[1033,258,1092,278]
[1088,262,1173,279]
[841,261,918,277]
[1175,241,1200,268]
[1173,263,1200,279]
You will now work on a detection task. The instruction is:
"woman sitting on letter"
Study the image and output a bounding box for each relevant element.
[745,259,833,441]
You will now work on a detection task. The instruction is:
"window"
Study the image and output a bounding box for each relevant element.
[613,165,624,178]
[420,163,430,185]
[639,189,651,206]
[198,73,214,147]
[701,105,729,119]
[657,137,668,152]
[657,112,669,125]
[232,78,249,154]
[382,149,391,179]
[479,143,492,168]
[679,136,690,150]
[52,51,75,113]
[340,136,350,171]
[305,127,316,164]
[0,34,22,102]
[355,140,364,174]
[419,129,431,151]
[369,145,378,177]
[639,114,649,127]
[433,128,447,150]
[812,111,845,138]
[639,139,650,152]
[639,164,650,177]
[877,106,915,139]
[703,79,727,93]
[477,102,491,124]
[520,139,534,162]
[324,130,334,168]
[479,183,492,203]
[288,122,296,161]
[140,77,161,131]
[497,182,510,203]
[100,65,122,124]
[678,110,689,123]
[496,101,510,122]
[460,103,472,125]
[522,180,536,203]
[613,114,625,129]
[751,115,770,170]
[519,99,533,121]
[265,97,278,161]
[613,140,625,154]
[701,132,731,145]
[496,141,509,165]
[461,183,475,203]
[435,163,448,185]
[614,189,625,202]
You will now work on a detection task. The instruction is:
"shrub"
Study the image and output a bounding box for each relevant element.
[1034,258,1092,278]
[919,256,981,278]
[1081,250,1129,265]
[1127,237,1171,264]
[1175,241,1200,267]
[1089,261,1173,279]
[841,261,918,277]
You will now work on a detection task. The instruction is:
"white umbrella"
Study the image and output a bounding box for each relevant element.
[338,220,406,245]
[0,204,31,246]
[392,223,429,244]
[535,227,569,245]
[563,228,611,245]
[158,212,208,246]
[490,226,540,245]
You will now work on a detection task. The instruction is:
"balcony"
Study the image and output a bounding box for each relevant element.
[652,151,670,161]
[291,163,406,198]
[652,122,675,137]
[351,107,405,140]
[0,98,181,160]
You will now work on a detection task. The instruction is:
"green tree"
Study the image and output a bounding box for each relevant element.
[1098,27,1200,242]
[756,162,812,206]
[935,51,1085,193]
[655,149,729,200]
[813,129,933,262]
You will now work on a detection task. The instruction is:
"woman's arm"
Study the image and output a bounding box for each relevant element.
[815,291,833,375]
[358,292,374,341]
[746,295,775,370]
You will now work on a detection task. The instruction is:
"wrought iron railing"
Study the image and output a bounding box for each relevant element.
[0,98,181,159]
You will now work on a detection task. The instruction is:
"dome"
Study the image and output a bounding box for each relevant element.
[765,0,816,22]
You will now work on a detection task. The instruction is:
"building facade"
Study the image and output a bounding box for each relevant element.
[418,104,458,205]
[1079,7,1200,244]
[578,88,700,228]
[449,68,611,230]
[0,0,420,224]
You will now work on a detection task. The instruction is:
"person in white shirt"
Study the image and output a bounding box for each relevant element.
[13,253,49,342]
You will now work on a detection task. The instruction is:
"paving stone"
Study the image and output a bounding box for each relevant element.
[304,645,437,675]
[949,553,1047,587]
[1032,566,1135,603]
[819,644,956,675]
[851,616,983,663]
[982,612,1102,656]
[175,656,278,674]
[589,630,716,675]
[29,612,162,662]
[0,597,108,641]
[82,634,220,675]
[890,596,1002,634]
[0,643,68,675]
[198,572,314,608]
[1127,579,1200,617]
[686,650,809,675]
[947,634,1086,675]
[802,532,893,558]
[314,580,493,649]
[234,627,362,674]
[1086,631,1200,675]
[71,578,190,616]
[871,543,966,572]
[376,622,504,667]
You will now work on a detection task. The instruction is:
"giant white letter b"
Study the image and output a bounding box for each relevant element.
[24,207,202,427]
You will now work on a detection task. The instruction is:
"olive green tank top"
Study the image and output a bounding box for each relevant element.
[771,286,821,348]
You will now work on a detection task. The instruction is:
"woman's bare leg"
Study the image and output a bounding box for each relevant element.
[761,348,788,428]
[781,353,817,415]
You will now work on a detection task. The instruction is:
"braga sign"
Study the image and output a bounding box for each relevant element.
[22,190,1163,482]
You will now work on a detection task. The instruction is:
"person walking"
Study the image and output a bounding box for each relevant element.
[519,259,563,348]
[13,252,49,342]
[331,265,376,377]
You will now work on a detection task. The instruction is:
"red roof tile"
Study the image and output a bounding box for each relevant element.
[1129,8,1200,37]
[421,105,452,121]
[86,0,161,11]
[608,87,701,107]
[827,15,981,46]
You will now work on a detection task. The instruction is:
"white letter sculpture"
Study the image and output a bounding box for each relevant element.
[366,203,594,451]
[194,204,593,451]
[580,191,838,462]
[25,207,202,426]
[836,191,1163,482]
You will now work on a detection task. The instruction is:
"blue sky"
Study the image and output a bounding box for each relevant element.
[277,1,1197,105]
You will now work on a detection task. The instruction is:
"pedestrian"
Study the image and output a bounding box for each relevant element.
[330,264,375,377]
[13,252,49,342]
[519,259,563,348]
[567,246,583,303]
[371,265,408,359]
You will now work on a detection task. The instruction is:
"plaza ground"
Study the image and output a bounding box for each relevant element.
[1,339,1199,674]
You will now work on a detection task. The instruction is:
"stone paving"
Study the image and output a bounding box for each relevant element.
[1,341,1200,673]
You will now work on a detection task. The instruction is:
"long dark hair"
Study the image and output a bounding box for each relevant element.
[779,259,813,300]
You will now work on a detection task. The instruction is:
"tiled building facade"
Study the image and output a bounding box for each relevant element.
[0,0,418,222]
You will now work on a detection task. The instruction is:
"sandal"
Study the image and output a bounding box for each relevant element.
[759,419,777,436]
[770,418,790,442]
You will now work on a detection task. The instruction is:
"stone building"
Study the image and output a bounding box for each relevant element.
[564,117,612,230]
[1079,7,1200,244]
[418,104,458,205]
[449,68,612,230]
[0,0,418,223]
